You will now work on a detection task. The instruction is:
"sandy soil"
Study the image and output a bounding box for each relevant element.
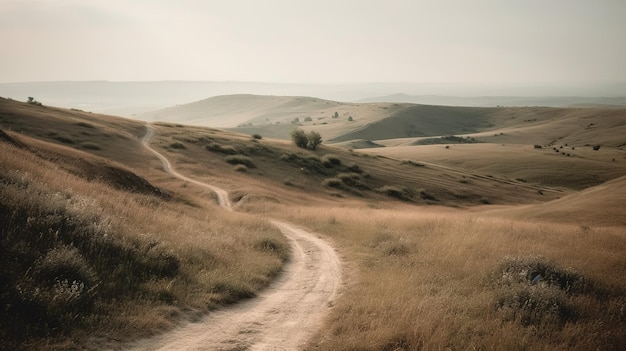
[131,125,343,350]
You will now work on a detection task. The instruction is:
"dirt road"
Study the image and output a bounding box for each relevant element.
[132,125,343,350]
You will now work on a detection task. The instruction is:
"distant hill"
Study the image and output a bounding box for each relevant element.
[140,94,626,148]
[140,94,347,128]
[140,94,413,140]
[3,81,626,117]
[358,93,626,108]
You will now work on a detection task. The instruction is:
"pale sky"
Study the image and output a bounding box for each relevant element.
[1,0,625,84]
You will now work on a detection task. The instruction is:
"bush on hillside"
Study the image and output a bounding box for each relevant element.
[377,185,410,200]
[225,155,255,168]
[206,143,238,155]
[489,255,589,326]
[169,142,186,149]
[321,154,342,167]
[290,129,309,148]
[290,129,323,150]
[307,131,322,150]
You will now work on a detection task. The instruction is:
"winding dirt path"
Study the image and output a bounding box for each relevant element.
[133,125,342,350]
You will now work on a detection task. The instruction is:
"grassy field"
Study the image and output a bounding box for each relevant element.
[247,201,622,350]
[1,97,625,350]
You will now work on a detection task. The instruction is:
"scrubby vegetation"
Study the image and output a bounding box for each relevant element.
[413,135,482,145]
[205,142,238,155]
[0,136,287,349]
[269,205,626,351]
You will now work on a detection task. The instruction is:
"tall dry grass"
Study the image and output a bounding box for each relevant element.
[264,203,626,350]
[0,142,288,349]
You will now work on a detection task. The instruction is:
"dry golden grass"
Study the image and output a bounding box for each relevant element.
[365,143,626,190]
[2,97,625,350]
[0,106,288,349]
[256,203,626,350]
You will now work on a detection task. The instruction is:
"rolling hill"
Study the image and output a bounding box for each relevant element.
[1,96,625,350]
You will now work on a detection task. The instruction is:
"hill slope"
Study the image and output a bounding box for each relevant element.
[489,175,626,226]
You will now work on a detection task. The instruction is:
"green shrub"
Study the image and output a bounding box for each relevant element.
[251,133,263,140]
[337,173,367,189]
[206,143,238,155]
[279,153,331,175]
[321,154,342,167]
[419,190,437,201]
[291,129,323,150]
[322,178,342,188]
[169,142,186,149]
[290,129,308,148]
[225,155,255,168]
[378,185,410,200]
[307,131,322,150]
[347,163,363,173]
[401,160,425,167]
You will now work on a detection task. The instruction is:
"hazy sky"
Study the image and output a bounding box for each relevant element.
[1,0,625,84]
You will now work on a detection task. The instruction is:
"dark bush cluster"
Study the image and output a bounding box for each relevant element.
[489,256,589,326]
[225,154,256,168]
[290,129,322,150]
[205,143,238,155]
[169,142,186,149]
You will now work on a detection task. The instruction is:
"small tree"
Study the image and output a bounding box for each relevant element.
[290,129,308,148]
[348,116,354,121]
[291,129,322,150]
[27,97,42,106]
[307,131,322,150]
[333,111,339,118]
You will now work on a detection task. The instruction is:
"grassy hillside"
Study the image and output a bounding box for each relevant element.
[489,175,626,227]
[146,122,562,207]
[332,105,626,146]
[140,94,413,140]
[365,143,626,190]
[0,99,288,350]
[2,97,625,350]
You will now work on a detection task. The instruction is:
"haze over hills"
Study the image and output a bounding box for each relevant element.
[358,93,626,108]
[1,81,626,117]
[138,93,626,149]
